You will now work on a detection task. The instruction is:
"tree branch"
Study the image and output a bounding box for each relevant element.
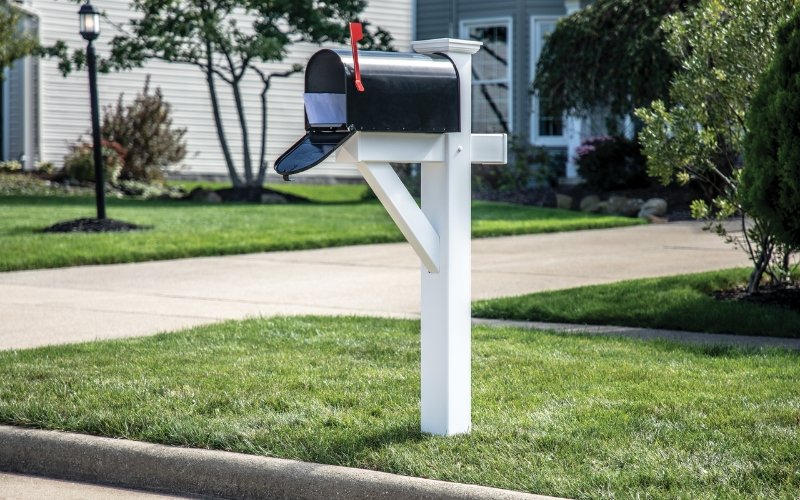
[253,65,302,184]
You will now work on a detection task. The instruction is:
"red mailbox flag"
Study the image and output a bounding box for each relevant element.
[349,22,365,92]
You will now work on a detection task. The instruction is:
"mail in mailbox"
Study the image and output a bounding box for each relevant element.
[274,48,460,177]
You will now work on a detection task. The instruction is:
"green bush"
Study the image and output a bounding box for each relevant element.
[575,135,649,191]
[62,141,124,185]
[473,136,552,193]
[102,76,187,183]
[35,161,55,175]
[742,9,800,248]
[117,179,184,199]
[0,160,21,173]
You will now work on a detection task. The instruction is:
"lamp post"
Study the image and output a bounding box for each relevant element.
[79,1,106,220]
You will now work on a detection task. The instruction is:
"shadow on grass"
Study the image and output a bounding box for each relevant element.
[536,329,800,359]
[647,338,800,358]
[475,270,800,339]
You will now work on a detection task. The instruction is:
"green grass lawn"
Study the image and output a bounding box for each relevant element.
[0,195,641,272]
[1,316,797,499]
[473,268,800,338]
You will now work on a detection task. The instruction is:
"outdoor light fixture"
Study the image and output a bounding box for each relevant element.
[78,2,100,41]
[78,0,106,219]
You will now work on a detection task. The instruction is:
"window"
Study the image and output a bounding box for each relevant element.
[531,17,566,145]
[460,19,512,134]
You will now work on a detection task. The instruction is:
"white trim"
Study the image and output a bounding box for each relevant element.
[2,68,9,160]
[411,38,482,55]
[411,0,417,42]
[458,16,513,134]
[564,0,582,14]
[529,15,568,147]
[12,3,42,169]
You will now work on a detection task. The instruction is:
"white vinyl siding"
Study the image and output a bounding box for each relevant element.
[32,0,412,179]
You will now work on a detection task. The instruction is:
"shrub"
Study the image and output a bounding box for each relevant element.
[102,76,187,182]
[575,135,649,191]
[0,160,21,173]
[35,161,55,175]
[636,0,797,293]
[117,179,184,199]
[742,9,800,249]
[62,140,124,185]
[473,136,551,193]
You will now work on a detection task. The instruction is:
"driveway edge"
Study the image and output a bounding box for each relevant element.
[0,425,558,500]
[472,318,800,350]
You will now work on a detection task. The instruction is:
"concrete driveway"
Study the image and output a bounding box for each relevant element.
[0,222,749,350]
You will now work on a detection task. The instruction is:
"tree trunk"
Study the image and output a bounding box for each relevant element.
[205,45,240,187]
[231,81,254,186]
[746,233,773,294]
[256,81,270,186]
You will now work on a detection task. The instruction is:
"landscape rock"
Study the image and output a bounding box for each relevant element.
[605,196,645,217]
[605,196,629,215]
[555,193,573,210]
[579,194,602,213]
[638,198,668,219]
[623,198,646,217]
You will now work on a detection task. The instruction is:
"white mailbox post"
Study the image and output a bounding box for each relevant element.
[275,37,507,436]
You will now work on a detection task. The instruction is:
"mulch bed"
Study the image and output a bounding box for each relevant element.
[42,218,150,233]
[714,283,800,314]
[214,186,307,203]
[473,183,703,221]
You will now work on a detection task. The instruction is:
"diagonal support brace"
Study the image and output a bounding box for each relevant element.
[357,162,440,273]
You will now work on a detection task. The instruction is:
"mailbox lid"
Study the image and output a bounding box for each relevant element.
[274,130,355,176]
[305,49,459,133]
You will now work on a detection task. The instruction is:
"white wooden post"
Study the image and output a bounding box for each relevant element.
[328,39,503,435]
[412,39,481,436]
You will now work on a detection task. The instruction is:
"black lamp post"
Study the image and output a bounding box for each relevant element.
[79,1,106,220]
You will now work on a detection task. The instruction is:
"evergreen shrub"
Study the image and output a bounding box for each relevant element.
[742,9,800,247]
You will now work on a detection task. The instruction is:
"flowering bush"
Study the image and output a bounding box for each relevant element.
[102,77,187,182]
[575,135,649,191]
[0,160,22,173]
[62,140,125,185]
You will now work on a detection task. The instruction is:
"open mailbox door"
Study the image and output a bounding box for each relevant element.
[274,48,460,178]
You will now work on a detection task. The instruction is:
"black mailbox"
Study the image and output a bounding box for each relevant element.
[274,49,460,177]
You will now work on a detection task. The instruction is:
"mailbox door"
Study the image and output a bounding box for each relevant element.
[274,130,355,177]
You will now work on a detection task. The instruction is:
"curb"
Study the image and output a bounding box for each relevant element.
[0,426,561,500]
[472,318,800,350]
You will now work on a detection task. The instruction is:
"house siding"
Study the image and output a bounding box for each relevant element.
[31,0,411,180]
[6,62,25,162]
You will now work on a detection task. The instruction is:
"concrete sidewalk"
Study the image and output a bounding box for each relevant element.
[0,222,748,350]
